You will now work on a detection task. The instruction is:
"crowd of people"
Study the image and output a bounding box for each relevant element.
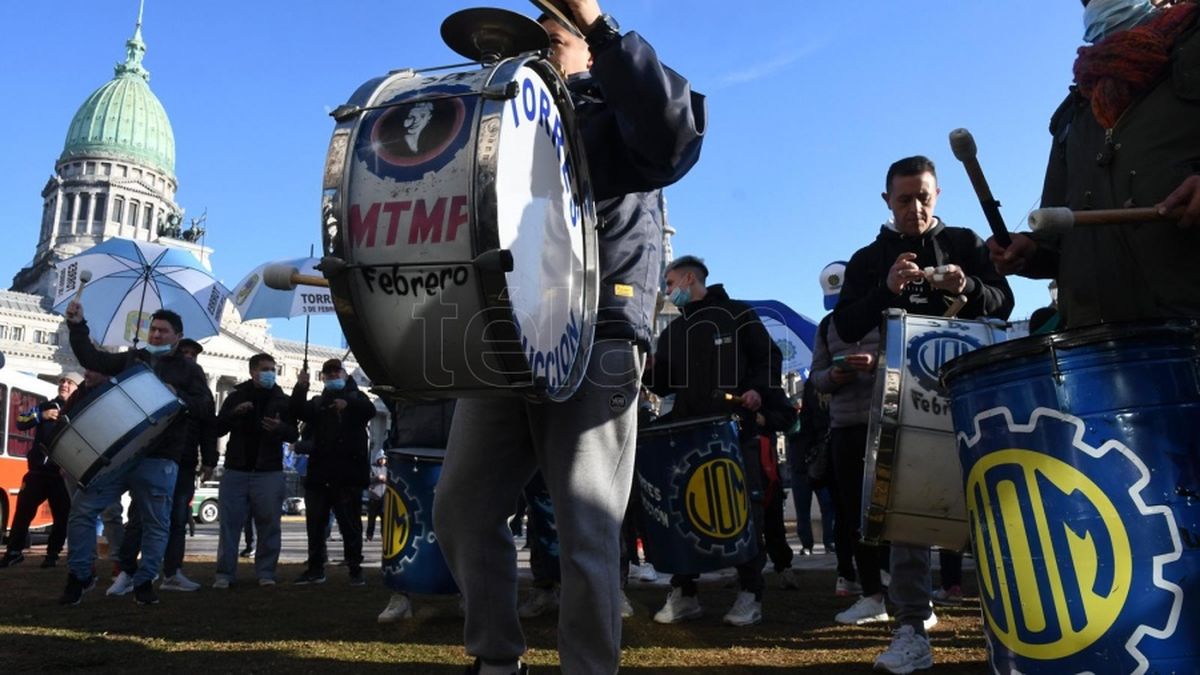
[3,0,1199,673]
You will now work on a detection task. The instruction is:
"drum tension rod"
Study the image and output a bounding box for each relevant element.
[482,81,519,100]
[1048,342,1064,384]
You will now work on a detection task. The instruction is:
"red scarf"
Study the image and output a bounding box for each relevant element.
[1073,2,1199,129]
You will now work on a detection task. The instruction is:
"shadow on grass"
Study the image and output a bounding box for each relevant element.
[0,561,988,673]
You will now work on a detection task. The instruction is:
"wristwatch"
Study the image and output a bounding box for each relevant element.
[585,14,621,51]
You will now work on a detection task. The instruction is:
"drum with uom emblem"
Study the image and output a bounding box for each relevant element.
[381,448,457,595]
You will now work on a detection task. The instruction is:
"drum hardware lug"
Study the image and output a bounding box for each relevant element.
[1048,342,1064,384]
[482,81,519,100]
[387,67,417,78]
[330,104,363,123]
[316,256,348,277]
[472,249,514,273]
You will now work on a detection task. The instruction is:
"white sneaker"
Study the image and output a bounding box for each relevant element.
[722,591,763,627]
[779,567,800,590]
[880,569,892,588]
[835,594,889,625]
[873,625,933,674]
[924,611,938,632]
[517,586,559,619]
[653,588,703,624]
[619,591,634,619]
[107,571,134,597]
[635,562,659,583]
[258,578,277,587]
[160,571,201,592]
[377,593,414,623]
[835,576,863,597]
[212,577,231,590]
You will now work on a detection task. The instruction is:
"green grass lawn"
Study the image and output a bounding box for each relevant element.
[0,560,987,673]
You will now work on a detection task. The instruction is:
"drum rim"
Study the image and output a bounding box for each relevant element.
[940,318,1200,386]
[638,414,739,436]
[385,447,447,460]
[471,55,599,402]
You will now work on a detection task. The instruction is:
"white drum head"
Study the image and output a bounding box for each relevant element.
[494,65,587,395]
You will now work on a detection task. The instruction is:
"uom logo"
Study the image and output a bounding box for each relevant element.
[382,485,416,563]
[959,407,1183,674]
[908,331,982,391]
[685,457,749,540]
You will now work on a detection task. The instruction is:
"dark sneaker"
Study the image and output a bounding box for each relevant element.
[0,551,25,568]
[293,569,326,585]
[349,568,366,586]
[59,574,96,606]
[40,555,58,569]
[134,581,160,606]
[239,547,255,559]
[466,658,528,675]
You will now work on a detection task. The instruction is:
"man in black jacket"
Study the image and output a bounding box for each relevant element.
[290,358,375,586]
[110,338,220,595]
[212,353,297,588]
[431,2,705,672]
[644,255,783,627]
[833,156,1013,674]
[61,302,215,607]
[0,372,82,569]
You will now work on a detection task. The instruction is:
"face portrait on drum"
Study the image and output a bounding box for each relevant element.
[883,170,941,238]
[541,18,592,77]
[403,102,434,154]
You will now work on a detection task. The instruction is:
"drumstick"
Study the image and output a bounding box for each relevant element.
[263,264,329,290]
[1028,206,1186,234]
[719,392,745,406]
[949,129,1012,248]
[944,295,968,318]
[74,270,92,303]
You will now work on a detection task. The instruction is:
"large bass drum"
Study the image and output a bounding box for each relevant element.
[320,55,598,401]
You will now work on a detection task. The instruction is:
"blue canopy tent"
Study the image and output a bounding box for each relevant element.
[743,300,820,378]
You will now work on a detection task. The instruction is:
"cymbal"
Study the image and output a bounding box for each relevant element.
[441,8,549,62]
[527,0,584,38]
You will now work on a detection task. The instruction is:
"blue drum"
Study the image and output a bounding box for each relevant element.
[634,416,758,575]
[381,448,458,595]
[941,320,1200,675]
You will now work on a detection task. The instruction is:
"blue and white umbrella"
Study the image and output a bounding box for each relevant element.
[52,237,229,346]
[230,256,333,320]
[744,299,819,377]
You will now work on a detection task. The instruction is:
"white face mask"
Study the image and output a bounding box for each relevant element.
[1083,0,1156,43]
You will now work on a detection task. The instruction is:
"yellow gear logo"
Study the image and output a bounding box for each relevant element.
[967,449,1132,659]
[382,485,412,559]
[685,458,749,540]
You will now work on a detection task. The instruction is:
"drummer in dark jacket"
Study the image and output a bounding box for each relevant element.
[60,302,215,607]
[0,371,83,569]
[290,358,375,586]
[832,155,1013,674]
[432,2,705,672]
[643,255,783,628]
[212,353,298,588]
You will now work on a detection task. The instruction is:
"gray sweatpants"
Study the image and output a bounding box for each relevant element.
[434,340,642,675]
[888,543,933,633]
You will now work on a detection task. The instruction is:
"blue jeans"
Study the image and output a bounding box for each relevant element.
[215,470,285,582]
[67,458,178,585]
[790,461,836,550]
[118,468,196,578]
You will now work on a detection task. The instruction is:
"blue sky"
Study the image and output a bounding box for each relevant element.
[0,1,1083,347]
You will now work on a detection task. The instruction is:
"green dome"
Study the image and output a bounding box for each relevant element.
[60,18,175,177]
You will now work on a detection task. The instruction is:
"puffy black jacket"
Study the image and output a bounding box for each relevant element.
[646,284,781,432]
[388,399,456,450]
[216,380,298,472]
[834,218,1014,342]
[68,321,215,464]
[290,378,376,489]
[1028,14,1200,328]
[569,32,707,348]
